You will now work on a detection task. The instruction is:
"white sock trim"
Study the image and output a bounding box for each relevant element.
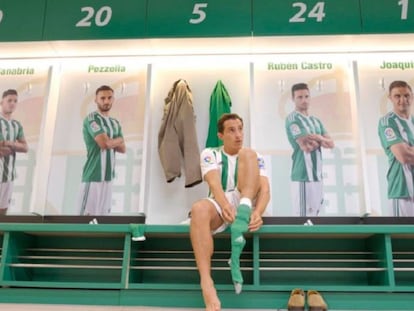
[240,197,252,208]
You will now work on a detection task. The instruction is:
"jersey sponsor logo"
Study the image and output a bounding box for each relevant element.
[290,124,301,136]
[384,127,397,141]
[258,157,265,169]
[90,121,101,133]
[203,155,214,164]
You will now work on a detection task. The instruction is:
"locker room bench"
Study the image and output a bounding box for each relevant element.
[0,216,414,310]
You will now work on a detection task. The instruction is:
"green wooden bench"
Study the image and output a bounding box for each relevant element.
[0,218,414,309]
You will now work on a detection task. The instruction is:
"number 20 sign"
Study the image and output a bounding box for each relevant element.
[43,0,146,40]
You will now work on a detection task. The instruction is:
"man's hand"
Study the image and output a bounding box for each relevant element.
[248,210,263,232]
[3,141,15,151]
[307,133,322,142]
[306,139,320,151]
[221,203,235,224]
[0,141,13,156]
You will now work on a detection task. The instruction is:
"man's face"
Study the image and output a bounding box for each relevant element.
[218,118,243,154]
[389,86,412,116]
[292,89,310,112]
[1,94,18,115]
[95,90,114,113]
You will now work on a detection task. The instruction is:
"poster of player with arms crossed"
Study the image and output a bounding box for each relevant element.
[253,56,365,217]
[0,61,49,215]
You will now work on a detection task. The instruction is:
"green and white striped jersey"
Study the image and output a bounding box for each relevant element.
[200,147,267,196]
[378,111,414,199]
[81,111,123,182]
[285,111,327,182]
[0,116,24,182]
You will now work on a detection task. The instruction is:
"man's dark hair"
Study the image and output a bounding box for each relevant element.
[291,83,309,97]
[2,89,18,98]
[217,113,243,133]
[95,85,114,95]
[389,80,412,94]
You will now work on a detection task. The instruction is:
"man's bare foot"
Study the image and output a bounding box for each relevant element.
[201,280,221,311]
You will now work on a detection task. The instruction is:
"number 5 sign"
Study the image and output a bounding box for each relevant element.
[43,0,146,40]
[147,0,251,37]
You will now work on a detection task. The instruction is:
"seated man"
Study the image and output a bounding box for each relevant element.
[190,113,270,311]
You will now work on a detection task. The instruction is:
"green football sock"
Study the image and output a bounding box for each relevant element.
[229,204,251,293]
[130,224,146,242]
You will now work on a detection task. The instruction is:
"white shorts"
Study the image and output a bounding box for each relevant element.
[0,181,13,210]
[291,181,323,216]
[390,198,414,217]
[207,189,241,234]
[79,181,113,216]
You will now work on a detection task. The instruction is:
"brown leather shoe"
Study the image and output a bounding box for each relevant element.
[287,288,305,311]
[307,290,328,311]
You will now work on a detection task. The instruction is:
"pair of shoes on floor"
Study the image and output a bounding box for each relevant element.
[287,288,328,311]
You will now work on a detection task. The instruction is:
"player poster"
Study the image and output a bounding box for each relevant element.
[0,60,50,214]
[356,54,414,216]
[252,56,365,216]
[45,58,147,215]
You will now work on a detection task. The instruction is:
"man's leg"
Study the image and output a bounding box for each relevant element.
[237,148,260,199]
[395,198,414,216]
[0,181,12,216]
[101,181,113,215]
[229,204,250,293]
[229,148,260,292]
[306,181,323,216]
[290,181,303,216]
[79,182,96,216]
[190,199,224,311]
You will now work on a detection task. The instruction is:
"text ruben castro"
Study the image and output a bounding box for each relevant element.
[267,62,333,70]
[267,61,414,71]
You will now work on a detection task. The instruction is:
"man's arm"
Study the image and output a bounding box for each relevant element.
[0,138,28,155]
[5,138,28,153]
[204,169,235,223]
[296,135,318,152]
[0,142,12,156]
[379,119,414,164]
[114,141,126,153]
[390,142,414,164]
[249,175,270,232]
[320,134,334,148]
[296,133,334,152]
[309,133,335,149]
[94,133,126,153]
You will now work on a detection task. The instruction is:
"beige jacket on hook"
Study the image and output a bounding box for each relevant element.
[158,79,202,188]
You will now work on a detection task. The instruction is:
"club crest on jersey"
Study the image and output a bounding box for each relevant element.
[290,124,301,136]
[384,127,396,141]
[257,157,265,169]
[203,155,214,164]
[90,121,101,133]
